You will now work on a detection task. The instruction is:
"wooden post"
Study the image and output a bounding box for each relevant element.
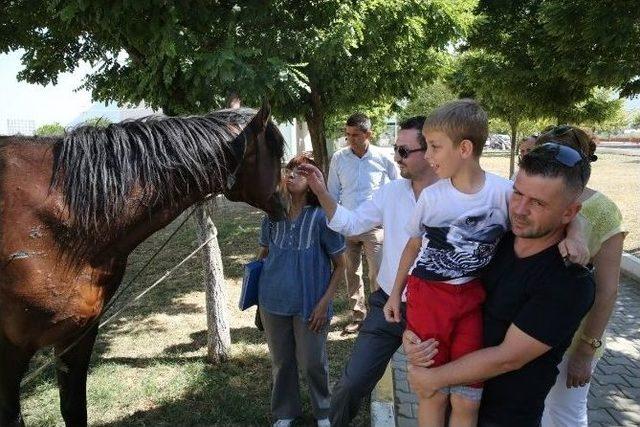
[195,202,231,363]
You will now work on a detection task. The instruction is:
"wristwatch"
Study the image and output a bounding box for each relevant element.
[580,334,602,349]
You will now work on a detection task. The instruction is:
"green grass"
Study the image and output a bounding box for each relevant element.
[21,200,370,426]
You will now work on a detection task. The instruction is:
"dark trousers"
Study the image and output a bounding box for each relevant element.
[330,289,406,426]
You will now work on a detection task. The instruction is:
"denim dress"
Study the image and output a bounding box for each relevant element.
[258,206,346,321]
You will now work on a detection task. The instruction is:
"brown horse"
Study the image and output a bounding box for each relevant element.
[0,104,286,426]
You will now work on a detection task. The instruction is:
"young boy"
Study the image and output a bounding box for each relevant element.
[384,99,512,427]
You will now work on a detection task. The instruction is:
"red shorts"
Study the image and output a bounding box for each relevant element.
[406,275,486,388]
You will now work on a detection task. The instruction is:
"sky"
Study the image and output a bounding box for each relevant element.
[0,50,93,127]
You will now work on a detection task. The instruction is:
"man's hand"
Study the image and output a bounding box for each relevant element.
[403,329,439,368]
[566,350,594,388]
[308,297,330,333]
[297,164,327,196]
[408,364,438,399]
[383,293,402,323]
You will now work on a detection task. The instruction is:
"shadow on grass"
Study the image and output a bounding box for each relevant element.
[92,353,275,426]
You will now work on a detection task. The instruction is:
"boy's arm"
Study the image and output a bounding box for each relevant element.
[384,236,422,322]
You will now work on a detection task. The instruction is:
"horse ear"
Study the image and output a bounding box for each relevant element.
[253,100,272,130]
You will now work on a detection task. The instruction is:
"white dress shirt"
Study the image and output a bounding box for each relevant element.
[327,178,417,298]
[327,144,398,210]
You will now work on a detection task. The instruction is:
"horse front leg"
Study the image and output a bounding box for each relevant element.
[55,324,98,427]
[0,334,33,427]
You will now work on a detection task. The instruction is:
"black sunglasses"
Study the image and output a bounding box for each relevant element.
[536,142,585,167]
[393,145,426,159]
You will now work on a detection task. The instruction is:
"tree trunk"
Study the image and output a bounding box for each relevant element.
[295,119,310,155]
[195,201,231,364]
[508,120,519,178]
[304,85,330,175]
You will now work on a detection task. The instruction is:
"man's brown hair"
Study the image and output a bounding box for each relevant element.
[423,99,488,157]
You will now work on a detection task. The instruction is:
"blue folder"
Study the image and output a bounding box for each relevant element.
[239,260,263,310]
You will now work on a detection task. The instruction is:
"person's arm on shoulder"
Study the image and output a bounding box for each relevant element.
[559,214,590,266]
[408,324,551,399]
[566,231,625,387]
[384,236,421,323]
[309,252,346,333]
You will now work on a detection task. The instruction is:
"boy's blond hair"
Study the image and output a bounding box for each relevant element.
[423,99,488,157]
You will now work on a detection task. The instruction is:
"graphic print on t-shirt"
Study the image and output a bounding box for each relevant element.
[412,206,507,281]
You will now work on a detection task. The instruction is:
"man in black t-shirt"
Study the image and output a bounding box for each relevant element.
[403,143,596,427]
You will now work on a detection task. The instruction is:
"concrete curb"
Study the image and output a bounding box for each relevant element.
[621,252,640,282]
[371,364,396,427]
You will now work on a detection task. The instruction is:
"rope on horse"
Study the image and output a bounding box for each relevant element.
[21,199,217,387]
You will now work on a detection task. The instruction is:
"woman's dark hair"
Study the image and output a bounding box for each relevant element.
[285,152,321,207]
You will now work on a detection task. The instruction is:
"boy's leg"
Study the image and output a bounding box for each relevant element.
[406,277,456,427]
[448,279,485,427]
[418,391,449,427]
[260,310,303,420]
[292,316,330,420]
[330,289,405,427]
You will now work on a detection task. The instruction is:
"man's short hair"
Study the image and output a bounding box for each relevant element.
[399,116,427,149]
[519,143,590,199]
[346,113,372,133]
[423,99,488,157]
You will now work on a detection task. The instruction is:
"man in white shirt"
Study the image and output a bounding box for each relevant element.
[327,113,399,333]
[299,116,437,425]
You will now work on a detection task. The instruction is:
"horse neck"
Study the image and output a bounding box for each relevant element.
[104,189,212,259]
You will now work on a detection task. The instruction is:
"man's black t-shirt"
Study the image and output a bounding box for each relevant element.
[478,232,595,427]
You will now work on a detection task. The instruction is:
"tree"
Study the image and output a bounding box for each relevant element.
[82,117,112,127]
[0,0,474,172]
[631,111,640,129]
[448,0,623,176]
[540,0,640,97]
[35,122,65,136]
[399,79,457,121]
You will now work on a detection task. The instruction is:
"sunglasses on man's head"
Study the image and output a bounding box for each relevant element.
[535,142,585,167]
[393,145,426,159]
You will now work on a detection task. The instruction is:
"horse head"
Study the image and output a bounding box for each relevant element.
[223,102,287,221]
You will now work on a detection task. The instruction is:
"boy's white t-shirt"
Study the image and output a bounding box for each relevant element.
[407,172,513,284]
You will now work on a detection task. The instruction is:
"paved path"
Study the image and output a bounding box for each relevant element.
[392,275,640,427]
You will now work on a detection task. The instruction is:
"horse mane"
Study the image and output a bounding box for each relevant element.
[51,108,283,240]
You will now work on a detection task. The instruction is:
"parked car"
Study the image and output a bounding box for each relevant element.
[485,134,511,150]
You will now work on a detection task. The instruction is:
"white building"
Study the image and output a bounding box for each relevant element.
[68,101,157,127]
[0,116,36,136]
